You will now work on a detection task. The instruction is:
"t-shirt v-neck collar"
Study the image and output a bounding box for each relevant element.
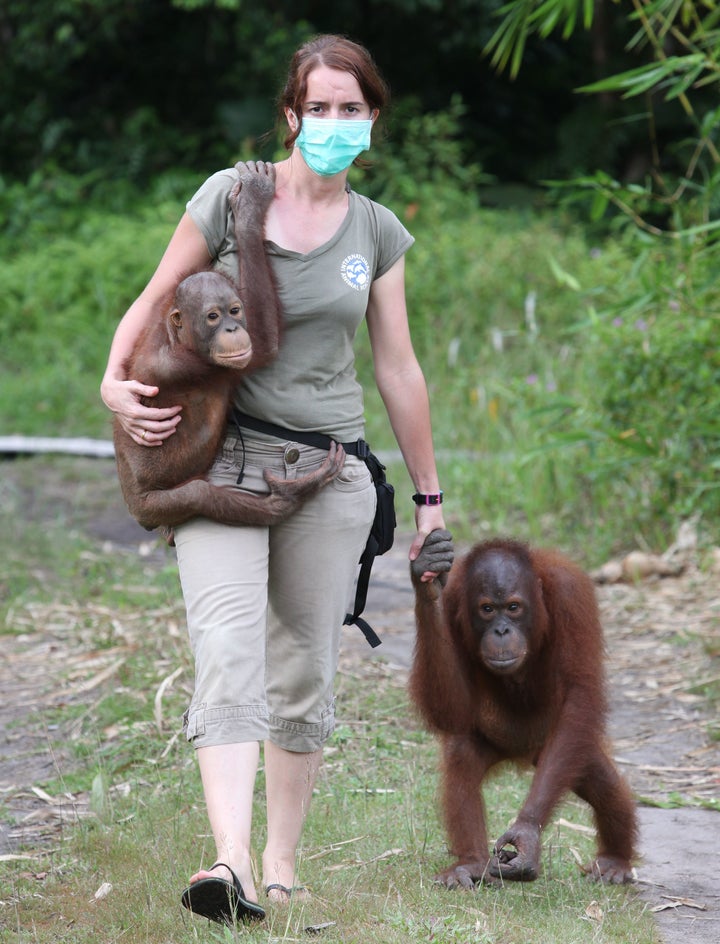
[265,191,355,260]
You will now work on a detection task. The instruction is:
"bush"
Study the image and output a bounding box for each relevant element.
[0,174,198,437]
[1,153,717,564]
[560,236,720,536]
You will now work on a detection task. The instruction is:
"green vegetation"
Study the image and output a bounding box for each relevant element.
[0,0,682,188]
[2,0,719,564]
[1,164,717,564]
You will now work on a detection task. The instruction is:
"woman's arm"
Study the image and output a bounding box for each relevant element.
[366,256,447,573]
[100,212,212,446]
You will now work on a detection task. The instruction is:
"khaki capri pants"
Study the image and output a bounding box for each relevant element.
[175,430,376,753]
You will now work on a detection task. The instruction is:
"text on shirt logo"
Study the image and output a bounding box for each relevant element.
[340,253,371,292]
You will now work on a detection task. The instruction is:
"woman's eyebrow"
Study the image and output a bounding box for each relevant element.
[305,99,365,108]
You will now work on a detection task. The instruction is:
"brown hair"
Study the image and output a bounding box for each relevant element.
[278,34,389,152]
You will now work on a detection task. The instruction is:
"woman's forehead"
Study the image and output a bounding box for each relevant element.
[304,65,365,102]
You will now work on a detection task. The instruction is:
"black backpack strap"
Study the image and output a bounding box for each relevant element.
[341,444,397,647]
[343,536,382,648]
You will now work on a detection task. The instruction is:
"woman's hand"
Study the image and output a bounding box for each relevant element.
[101,375,182,447]
[409,506,450,582]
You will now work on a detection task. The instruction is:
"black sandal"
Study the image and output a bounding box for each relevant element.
[265,882,309,900]
[181,862,266,924]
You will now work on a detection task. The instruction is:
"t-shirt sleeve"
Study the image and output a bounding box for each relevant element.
[372,201,415,279]
[186,168,238,259]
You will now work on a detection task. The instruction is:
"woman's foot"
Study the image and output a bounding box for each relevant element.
[181,862,265,924]
[263,854,311,904]
[265,882,310,904]
[189,862,258,904]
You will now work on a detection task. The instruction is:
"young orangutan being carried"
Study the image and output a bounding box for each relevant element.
[113,162,344,534]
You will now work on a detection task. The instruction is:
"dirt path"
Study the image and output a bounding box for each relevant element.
[2,457,719,943]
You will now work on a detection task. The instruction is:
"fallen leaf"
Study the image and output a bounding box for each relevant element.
[30,786,55,803]
[305,921,337,934]
[652,896,707,913]
[90,881,113,902]
[556,817,595,835]
[154,665,184,731]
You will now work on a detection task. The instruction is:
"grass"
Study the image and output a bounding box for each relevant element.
[2,668,658,944]
[0,457,660,943]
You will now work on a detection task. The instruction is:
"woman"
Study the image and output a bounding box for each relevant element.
[101,34,447,924]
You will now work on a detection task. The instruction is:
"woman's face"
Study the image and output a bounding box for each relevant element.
[287,65,378,127]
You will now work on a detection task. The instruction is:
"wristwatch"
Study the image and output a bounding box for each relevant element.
[412,491,444,505]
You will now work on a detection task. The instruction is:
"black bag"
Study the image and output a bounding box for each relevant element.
[358,442,396,555]
[343,442,396,647]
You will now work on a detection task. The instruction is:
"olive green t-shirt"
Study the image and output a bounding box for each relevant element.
[186,167,414,440]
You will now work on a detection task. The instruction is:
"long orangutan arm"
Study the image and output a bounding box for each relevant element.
[121,443,344,530]
[409,530,476,731]
[229,161,281,367]
[516,688,599,829]
[492,688,598,880]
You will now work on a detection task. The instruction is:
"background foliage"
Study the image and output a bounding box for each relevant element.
[2,0,715,188]
[1,0,718,563]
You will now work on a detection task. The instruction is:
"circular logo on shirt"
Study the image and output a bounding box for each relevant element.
[341,253,371,291]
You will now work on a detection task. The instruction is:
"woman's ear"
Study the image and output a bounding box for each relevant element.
[285,108,299,132]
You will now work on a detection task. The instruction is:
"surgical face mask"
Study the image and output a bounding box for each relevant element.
[295,116,373,177]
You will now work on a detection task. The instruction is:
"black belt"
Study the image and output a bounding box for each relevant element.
[232,409,369,459]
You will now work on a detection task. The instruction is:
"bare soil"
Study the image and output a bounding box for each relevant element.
[1,455,719,943]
